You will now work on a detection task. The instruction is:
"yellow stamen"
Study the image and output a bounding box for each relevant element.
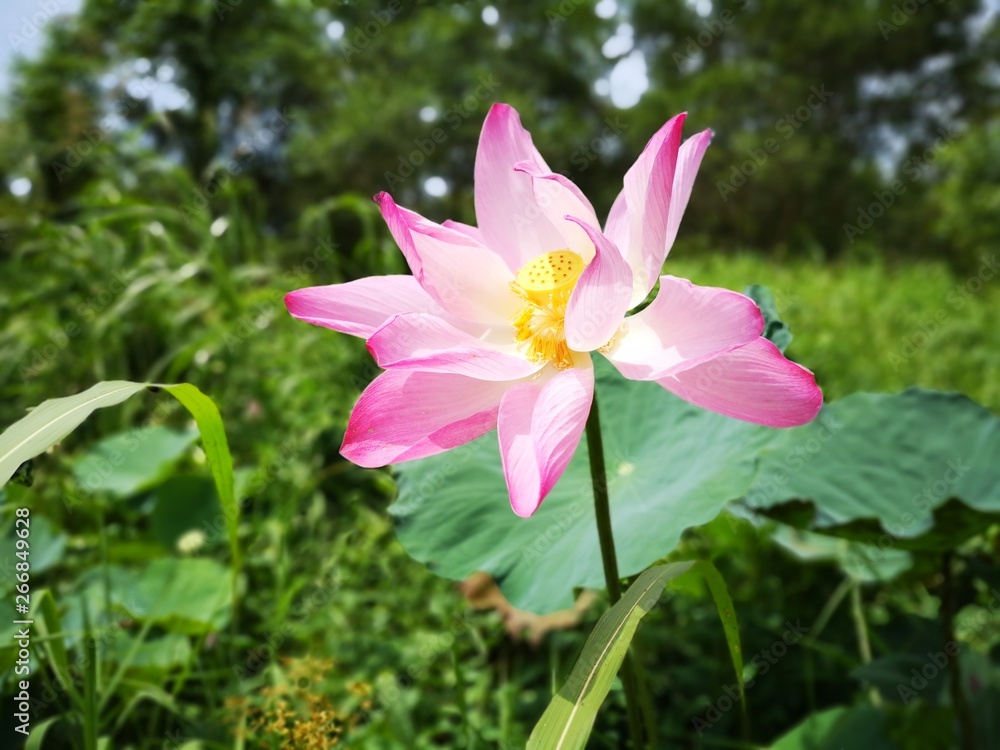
[510,250,585,369]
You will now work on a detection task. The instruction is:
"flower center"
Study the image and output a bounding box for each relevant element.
[510,250,585,370]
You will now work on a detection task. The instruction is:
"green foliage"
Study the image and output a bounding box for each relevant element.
[748,389,1000,552]
[0,381,149,486]
[3,203,999,746]
[745,284,793,353]
[2,0,999,747]
[72,426,198,498]
[394,371,1000,614]
[768,705,894,750]
[3,0,996,265]
[931,120,1000,272]
[668,253,1000,410]
[527,563,693,750]
[685,560,745,704]
[393,356,774,613]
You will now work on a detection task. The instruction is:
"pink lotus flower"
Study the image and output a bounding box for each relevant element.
[286,104,822,517]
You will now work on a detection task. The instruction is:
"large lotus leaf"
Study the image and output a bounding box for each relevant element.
[107,632,193,671]
[743,389,1000,551]
[768,526,913,583]
[392,357,778,613]
[71,426,198,499]
[65,558,232,636]
[769,706,895,750]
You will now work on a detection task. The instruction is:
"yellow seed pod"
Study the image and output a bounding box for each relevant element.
[515,250,585,297]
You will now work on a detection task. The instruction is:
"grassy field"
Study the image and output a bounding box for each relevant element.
[670,250,1000,410]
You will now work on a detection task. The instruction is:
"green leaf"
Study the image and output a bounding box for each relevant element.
[394,372,1000,610]
[107,632,193,670]
[527,563,692,750]
[161,384,238,572]
[25,716,61,750]
[745,389,1000,552]
[0,515,67,579]
[687,560,745,704]
[32,589,85,710]
[0,380,239,575]
[769,706,849,748]
[769,705,895,750]
[92,559,232,634]
[851,654,950,705]
[0,381,148,487]
[134,558,232,633]
[393,358,774,613]
[62,559,233,641]
[112,680,181,731]
[745,284,793,353]
[769,526,913,583]
[71,426,198,498]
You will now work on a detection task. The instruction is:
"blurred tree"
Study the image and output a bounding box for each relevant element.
[930,118,1000,272]
[632,0,998,255]
[3,0,997,264]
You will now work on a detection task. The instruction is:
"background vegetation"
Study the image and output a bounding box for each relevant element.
[1,0,998,748]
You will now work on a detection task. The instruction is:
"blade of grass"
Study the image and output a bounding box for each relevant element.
[161,383,240,630]
[690,561,745,703]
[25,716,60,750]
[33,590,85,710]
[82,600,98,750]
[527,562,693,750]
[97,618,155,716]
[686,560,747,738]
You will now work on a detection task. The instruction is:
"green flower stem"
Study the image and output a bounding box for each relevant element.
[585,388,648,749]
[942,552,976,750]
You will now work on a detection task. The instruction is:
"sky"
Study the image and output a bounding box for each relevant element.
[0,0,83,98]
